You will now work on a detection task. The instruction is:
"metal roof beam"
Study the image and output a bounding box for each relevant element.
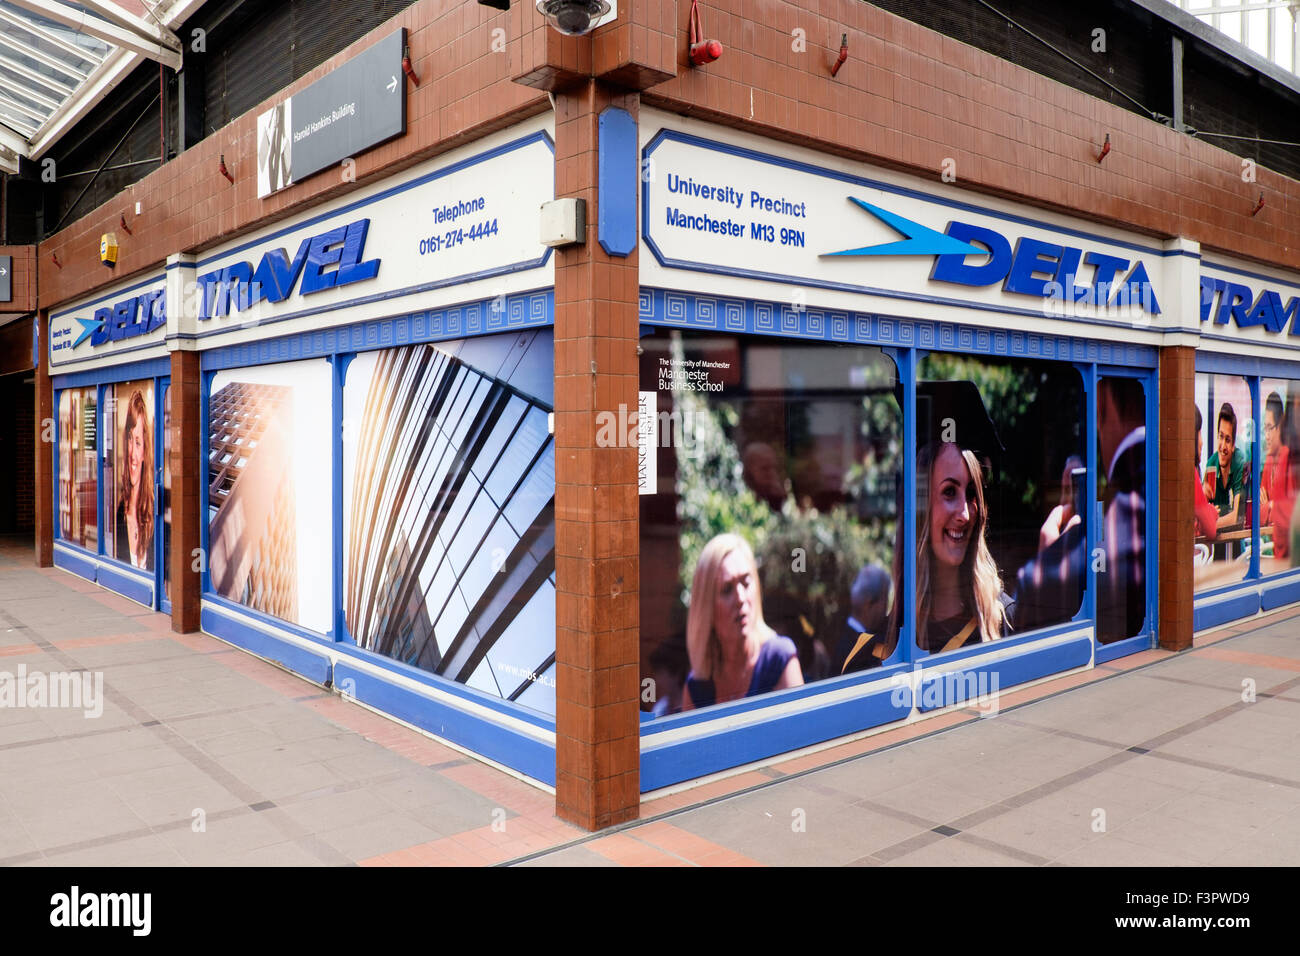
[79,0,182,55]
[0,121,29,156]
[27,46,132,158]
[5,0,181,70]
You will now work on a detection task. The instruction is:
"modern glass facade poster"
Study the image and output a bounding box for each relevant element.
[343,330,556,715]
[208,360,332,632]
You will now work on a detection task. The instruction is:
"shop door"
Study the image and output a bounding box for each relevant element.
[1093,368,1155,645]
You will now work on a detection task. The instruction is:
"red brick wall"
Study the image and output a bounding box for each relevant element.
[643,0,1300,270]
[0,245,36,313]
[39,0,1300,310]
[12,376,34,533]
[0,318,32,376]
[0,371,34,534]
[553,83,642,830]
[1159,346,1195,651]
[39,1,549,306]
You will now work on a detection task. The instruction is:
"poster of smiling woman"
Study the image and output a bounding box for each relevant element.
[107,380,155,572]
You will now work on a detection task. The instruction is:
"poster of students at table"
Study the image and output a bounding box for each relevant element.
[1193,373,1300,589]
[637,329,1148,718]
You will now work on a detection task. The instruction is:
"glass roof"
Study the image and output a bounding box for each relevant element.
[1172,0,1300,75]
[0,4,112,141]
[0,1,185,171]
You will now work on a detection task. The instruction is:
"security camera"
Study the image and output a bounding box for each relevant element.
[536,0,611,36]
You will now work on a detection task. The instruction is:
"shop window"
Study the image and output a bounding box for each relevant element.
[1258,379,1300,575]
[105,380,158,571]
[914,354,1087,647]
[208,359,332,632]
[1093,376,1148,642]
[639,329,902,716]
[1194,374,1253,591]
[342,330,556,715]
[57,387,99,552]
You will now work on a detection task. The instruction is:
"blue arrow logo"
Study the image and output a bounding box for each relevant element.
[71,316,104,349]
[823,198,986,258]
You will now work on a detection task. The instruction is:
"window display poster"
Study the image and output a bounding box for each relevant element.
[343,330,557,715]
[638,329,903,715]
[104,379,156,571]
[1194,374,1254,592]
[207,360,331,632]
[58,387,98,552]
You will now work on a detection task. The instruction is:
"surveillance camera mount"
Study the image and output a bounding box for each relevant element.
[536,0,611,37]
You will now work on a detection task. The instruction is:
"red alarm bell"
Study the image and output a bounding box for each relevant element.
[689,1,722,66]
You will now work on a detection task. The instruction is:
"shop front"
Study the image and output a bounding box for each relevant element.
[1193,254,1300,629]
[48,116,559,784]
[632,110,1182,790]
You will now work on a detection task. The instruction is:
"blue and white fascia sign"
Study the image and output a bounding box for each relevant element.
[825,199,1161,316]
[196,218,380,320]
[50,285,167,361]
[1200,273,1300,335]
[644,133,1165,322]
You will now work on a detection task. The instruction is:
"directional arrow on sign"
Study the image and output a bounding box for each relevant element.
[0,268,7,276]
[387,76,397,93]
[72,316,104,349]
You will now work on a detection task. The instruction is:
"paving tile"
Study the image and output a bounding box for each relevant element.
[1188,774,1300,815]
[671,786,926,866]
[275,787,398,833]
[42,833,188,867]
[869,776,999,825]
[1206,826,1300,866]
[1052,834,1202,867]
[885,834,1031,866]
[19,791,151,850]
[1106,807,1255,863]
[315,812,444,860]
[6,536,1300,869]
[964,805,1104,861]
[515,844,621,867]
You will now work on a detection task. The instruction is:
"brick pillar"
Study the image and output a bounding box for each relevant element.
[170,349,202,633]
[34,311,53,568]
[1158,345,1195,651]
[553,81,642,830]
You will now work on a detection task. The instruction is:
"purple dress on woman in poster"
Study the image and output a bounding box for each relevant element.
[684,634,798,707]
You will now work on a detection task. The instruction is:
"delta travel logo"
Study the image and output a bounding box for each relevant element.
[824,198,1162,317]
[50,289,167,355]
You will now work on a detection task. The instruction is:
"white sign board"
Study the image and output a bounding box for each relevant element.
[641,114,1182,338]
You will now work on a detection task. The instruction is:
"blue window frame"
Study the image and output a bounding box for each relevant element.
[1192,351,1300,631]
[51,356,170,610]
[635,288,1157,791]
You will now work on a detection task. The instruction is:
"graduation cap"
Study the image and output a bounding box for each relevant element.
[893,379,1004,466]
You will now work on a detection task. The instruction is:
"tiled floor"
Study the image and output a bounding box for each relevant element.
[2,535,1298,867]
